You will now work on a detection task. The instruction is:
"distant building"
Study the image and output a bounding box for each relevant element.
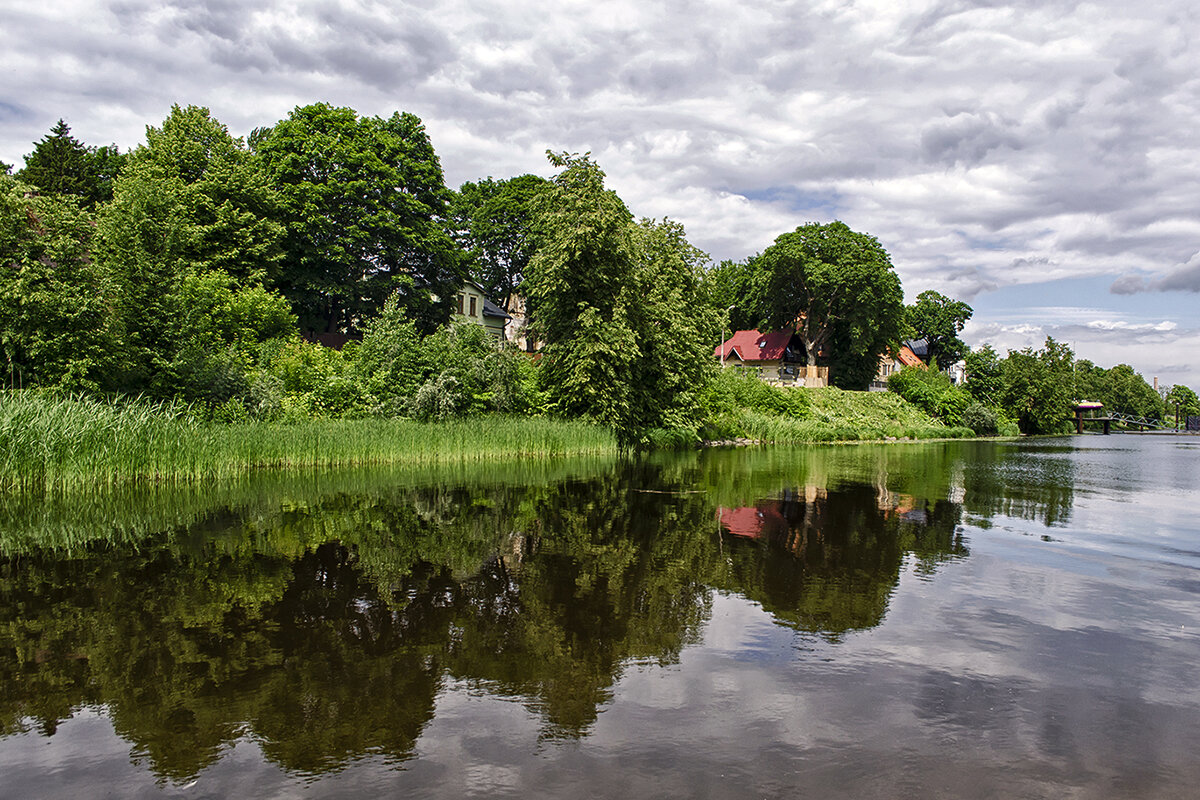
[869,343,924,391]
[453,280,511,340]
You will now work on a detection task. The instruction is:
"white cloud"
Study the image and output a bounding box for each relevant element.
[3,0,1200,383]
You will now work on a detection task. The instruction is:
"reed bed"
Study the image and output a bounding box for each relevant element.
[0,391,618,491]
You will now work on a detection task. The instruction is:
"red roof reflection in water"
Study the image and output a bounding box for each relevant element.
[718,503,788,540]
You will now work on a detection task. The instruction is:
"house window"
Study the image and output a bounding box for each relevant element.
[457,294,464,315]
[469,297,477,317]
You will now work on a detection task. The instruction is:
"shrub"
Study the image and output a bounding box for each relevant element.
[887,366,972,427]
[410,372,464,421]
[704,368,811,419]
[960,402,999,436]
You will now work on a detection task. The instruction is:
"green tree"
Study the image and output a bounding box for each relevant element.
[451,174,550,307]
[252,103,462,334]
[1073,360,1164,420]
[16,119,125,208]
[626,217,721,434]
[745,221,905,390]
[1165,384,1200,419]
[700,258,761,335]
[906,289,972,365]
[0,177,120,389]
[526,153,717,442]
[96,105,288,393]
[526,153,639,433]
[1000,337,1074,434]
[964,344,1003,403]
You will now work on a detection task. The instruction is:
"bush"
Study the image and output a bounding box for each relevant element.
[960,402,999,436]
[887,366,972,427]
[410,372,464,421]
[704,368,811,419]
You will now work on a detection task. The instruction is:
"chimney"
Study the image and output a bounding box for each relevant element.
[1153,377,1159,391]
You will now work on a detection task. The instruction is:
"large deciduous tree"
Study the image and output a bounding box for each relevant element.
[17,119,125,208]
[95,105,290,396]
[0,177,120,390]
[451,174,550,307]
[252,103,462,334]
[525,153,718,442]
[1073,360,1163,420]
[746,221,905,390]
[964,344,1003,403]
[906,289,972,366]
[1165,384,1200,419]
[1000,337,1074,434]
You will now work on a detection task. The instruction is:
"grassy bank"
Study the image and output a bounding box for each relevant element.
[702,372,973,444]
[0,391,618,491]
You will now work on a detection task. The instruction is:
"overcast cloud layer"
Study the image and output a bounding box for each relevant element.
[3,0,1198,386]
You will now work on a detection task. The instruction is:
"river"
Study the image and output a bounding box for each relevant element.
[2,435,1198,798]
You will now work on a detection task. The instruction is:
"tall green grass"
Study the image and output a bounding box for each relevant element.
[0,391,618,491]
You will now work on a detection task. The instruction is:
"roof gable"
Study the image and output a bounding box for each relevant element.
[714,329,796,361]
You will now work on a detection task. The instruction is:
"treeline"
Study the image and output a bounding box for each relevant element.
[0,103,923,444]
[3,104,1193,443]
[888,338,1200,435]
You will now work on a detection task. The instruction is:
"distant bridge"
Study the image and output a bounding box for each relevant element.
[1074,403,1182,434]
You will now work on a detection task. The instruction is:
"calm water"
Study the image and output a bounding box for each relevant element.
[2,436,1199,799]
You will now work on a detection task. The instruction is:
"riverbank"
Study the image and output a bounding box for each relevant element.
[704,385,974,444]
[0,391,618,491]
[1,387,976,490]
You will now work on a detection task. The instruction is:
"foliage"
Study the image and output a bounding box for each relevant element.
[163,270,297,404]
[451,174,549,306]
[964,344,1002,404]
[960,402,1000,436]
[701,258,761,334]
[99,105,283,286]
[411,322,538,421]
[252,103,462,334]
[626,218,722,436]
[1073,360,1163,420]
[887,366,972,427]
[906,290,972,366]
[699,377,965,443]
[95,105,290,394]
[999,337,1075,435]
[703,367,811,420]
[354,293,434,415]
[16,119,126,207]
[526,153,718,444]
[743,221,905,390]
[1165,384,1200,418]
[0,177,120,390]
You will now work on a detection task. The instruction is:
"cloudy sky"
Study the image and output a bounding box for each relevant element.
[3,0,1199,388]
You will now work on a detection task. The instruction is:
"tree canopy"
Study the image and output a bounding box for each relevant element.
[1073,360,1163,420]
[16,119,125,208]
[0,177,120,390]
[743,221,905,390]
[451,174,549,307]
[1165,384,1200,418]
[906,289,972,366]
[999,338,1075,434]
[252,103,462,334]
[525,152,717,442]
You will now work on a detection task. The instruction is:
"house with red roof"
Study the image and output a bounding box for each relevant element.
[713,329,830,387]
[869,342,925,391]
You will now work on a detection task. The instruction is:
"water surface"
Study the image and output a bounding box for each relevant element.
[2,436,1198,798]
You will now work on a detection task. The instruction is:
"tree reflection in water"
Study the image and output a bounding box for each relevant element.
[0,443,1071,782]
